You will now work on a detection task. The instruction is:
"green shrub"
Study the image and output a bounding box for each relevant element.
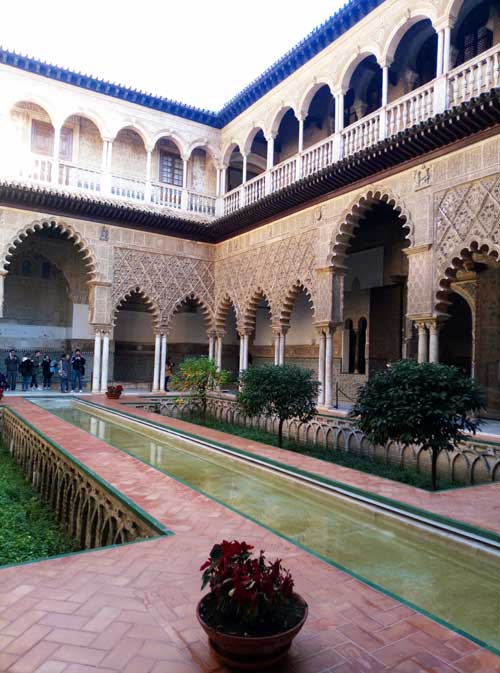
[171,357,230,422]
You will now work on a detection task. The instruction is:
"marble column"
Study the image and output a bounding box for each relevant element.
[278,331,286,365]
[325,328,333,407]
[428,322,440,364]
[436,29,444,77]
[318,330,326,406]
[100,331,110,392]
[216,335,223,371]
[152,333,161,391]
[417,324,428,364]
[274,333,280,365]
[159,334,167,391]
[92,331,102,393]
[443,25,451,74]
[208,334,216,362]
[52,125,61,185]
[242,334,249,371]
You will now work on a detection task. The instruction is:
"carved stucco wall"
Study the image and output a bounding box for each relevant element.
[111,247,215,330]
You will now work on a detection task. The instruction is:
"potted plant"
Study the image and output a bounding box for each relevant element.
[197,540,307,670]
[106,384,123,400]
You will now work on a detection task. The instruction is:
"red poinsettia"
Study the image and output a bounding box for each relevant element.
[200,540,294,625]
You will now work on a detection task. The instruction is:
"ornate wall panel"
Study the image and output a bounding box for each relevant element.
[214,229,318,329]
[435,174,500,281]
[112,247,215,329]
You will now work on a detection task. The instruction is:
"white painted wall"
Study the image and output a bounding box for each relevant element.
[114,311,154,343]
[253,305,273,346]
[169,311,207,344]
[287,292,315,345]
[71,303,92,340]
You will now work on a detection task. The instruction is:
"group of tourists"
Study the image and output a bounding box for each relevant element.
[3,349,86,393]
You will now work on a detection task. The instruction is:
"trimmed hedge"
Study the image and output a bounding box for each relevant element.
[0,441,75,566]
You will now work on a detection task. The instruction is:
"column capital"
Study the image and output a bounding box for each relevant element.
[91,323,113,335]
[314,320,340,334]
[271,324,289,336]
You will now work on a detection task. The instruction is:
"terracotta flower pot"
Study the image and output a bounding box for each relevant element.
[196,593,308,670]
[105,392,122,399]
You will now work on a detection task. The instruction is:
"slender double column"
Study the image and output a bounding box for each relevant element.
[91,331,102,393]
[159,334,167,391]
[316,323,336,407]
[208,333,216,361]
[272,328,287,366]
[152,333,162,392]
[416,319,442,364]
[238,332,250,372]
[100,331,110,392]
[417,323,429,364]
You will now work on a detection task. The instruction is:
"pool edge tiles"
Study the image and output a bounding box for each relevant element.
[30,397,500,655]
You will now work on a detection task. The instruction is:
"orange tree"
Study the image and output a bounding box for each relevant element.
[237,364,319,447]
[170,357,230,422]
[351,359,485,490]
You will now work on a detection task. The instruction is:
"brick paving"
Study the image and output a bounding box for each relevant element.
[0,396,499,673]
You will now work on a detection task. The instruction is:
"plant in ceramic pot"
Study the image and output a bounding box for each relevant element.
[106,384,123,399]
[197,540,307,670]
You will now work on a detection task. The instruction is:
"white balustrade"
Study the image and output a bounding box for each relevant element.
[6,44,500,217]
[59,162,101,192]
[301,136,335,178]
[188,191,216,216]
[386,81,435,136]
[341,109,381,157]
[151,181,183,209]
[111,174,146,201]
[448,44,500,108]
[244,174,266,206]
[223,188,240,215]
[18,154,52,183]
[271,156,297,192]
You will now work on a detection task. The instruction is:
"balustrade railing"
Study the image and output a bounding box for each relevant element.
[244,174,266,205]
[341,108,380,157]
[188,191,216,216]
[6,43,500,218]
[18,154,52,183]
[271,155,297,191]
[223,188,241,215]
[448,44,500,108]
[59,162,101,192]
[386,81,435,136]
[111,174,146,201]
[301,136,335,178]
[151,181,182,209]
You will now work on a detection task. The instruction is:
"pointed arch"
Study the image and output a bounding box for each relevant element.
[1,218,97,280]
[435,241,500,315]
[222,141,240,167]
[242,127,266,156]
[111,121,151,149]
[278,282,316,328]
[214,293,239,332]
[241,288,275,333]
[168,292,213,332]
[330,188,414,271]
[186,139,219,163]
[112,286,161,331]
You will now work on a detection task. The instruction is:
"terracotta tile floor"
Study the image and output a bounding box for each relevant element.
[0,397,499,673]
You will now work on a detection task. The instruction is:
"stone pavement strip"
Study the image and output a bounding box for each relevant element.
[0,397,498,673]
